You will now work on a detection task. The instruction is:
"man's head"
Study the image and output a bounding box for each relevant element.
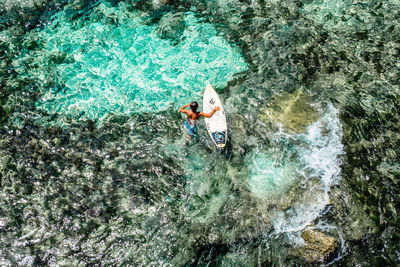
[190,101,199,112]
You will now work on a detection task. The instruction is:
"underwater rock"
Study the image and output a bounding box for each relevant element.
[329,187,377,241]
[296,229,338,263]
[157,11,185,44]
[259,90,319,133]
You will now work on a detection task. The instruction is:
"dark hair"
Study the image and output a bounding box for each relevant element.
[190,101,199,112]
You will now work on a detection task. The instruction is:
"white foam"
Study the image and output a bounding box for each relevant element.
[271,103,344,235]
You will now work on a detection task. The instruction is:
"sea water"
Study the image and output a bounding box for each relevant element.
[1,0,399,265]
[16,1,247,122]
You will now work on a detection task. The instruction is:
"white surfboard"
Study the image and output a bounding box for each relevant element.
[203,84,228,149]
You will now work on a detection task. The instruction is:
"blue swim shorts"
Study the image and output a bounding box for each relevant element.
[184,121,198,136]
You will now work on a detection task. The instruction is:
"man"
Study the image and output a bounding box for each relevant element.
[179,101,220,142]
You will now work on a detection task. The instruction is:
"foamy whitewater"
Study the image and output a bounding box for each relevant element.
[247,104,344,238]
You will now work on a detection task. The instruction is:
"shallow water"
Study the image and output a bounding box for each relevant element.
[0,0,399,266]
[16,2,247,121]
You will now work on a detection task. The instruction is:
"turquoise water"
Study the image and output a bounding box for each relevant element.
[248,152,295,200]
[0,0,399,265]
[18,1,247,121]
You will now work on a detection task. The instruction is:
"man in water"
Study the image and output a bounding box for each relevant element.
[179,101,220,142]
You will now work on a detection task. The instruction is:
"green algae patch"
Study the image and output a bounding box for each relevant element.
[15,1,247,123]
[259,90,320,133]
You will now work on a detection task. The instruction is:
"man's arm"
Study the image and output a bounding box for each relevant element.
[200,106,220,118]
[179,103,190,114]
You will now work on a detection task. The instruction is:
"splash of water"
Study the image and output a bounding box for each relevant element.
[248,151,298,201]
[246,104,344,236]
[272,104,344,235]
